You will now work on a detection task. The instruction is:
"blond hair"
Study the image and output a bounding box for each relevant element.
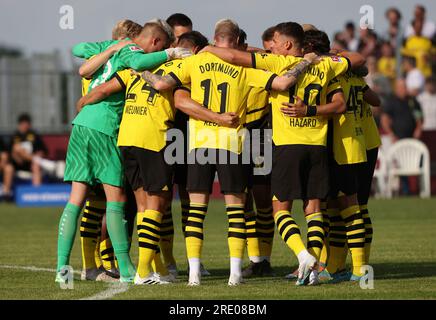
[112,19,142,40]
[214,19,239,39]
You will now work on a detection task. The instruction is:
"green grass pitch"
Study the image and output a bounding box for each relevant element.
[0,198,435,300]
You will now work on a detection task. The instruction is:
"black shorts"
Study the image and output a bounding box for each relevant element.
[173,110,189,186]
[271,144,329,201]
[186,148,251,194]
[247,114,271,186]
[11,160,31,172]
[328,160,360,198]
[120,146,173,193]
[357,148,378,205]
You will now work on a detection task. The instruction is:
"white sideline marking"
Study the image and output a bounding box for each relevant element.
[0,264,79,274]
[0,265,128,300]
[80,283,129,300]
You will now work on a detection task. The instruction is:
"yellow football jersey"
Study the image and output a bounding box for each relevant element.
[82,78,92,96]
[361,98,381,151]
[246,87,270,127]
[169,52,276,153]
[329,72,367,165]
[115,60,182,151]
[252,53,350,146]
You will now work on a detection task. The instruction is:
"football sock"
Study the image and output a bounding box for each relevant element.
[245,208,261,262]
[185,202,207,259]
[319,202,329,268]
[340,205,366,276]
[188,257,201,278]
[106,202,135,279]
[80,200,104,270]
[100,238,116,271]
[57,202,82,271]
[305,212,325,260]
[160,204,176,266]
[137,210,163,278]
[152,248,169,276]
[326,208,347,273]
[227,204,246,260]
[257,206,274,260]
[181,199,190,234]
[230,257,243,277]
[360,204,373,263]
[274,210,306,256]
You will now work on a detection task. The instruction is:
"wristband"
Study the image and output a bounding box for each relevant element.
[306,105,317,117]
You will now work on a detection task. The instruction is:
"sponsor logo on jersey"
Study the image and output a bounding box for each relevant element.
[331,56,342,62]
[129,46,143,52]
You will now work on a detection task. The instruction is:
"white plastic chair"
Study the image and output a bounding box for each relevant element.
[373,150,388,198]
[386,139,431,198]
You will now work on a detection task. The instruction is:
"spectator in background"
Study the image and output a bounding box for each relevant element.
[404,5,436,40]
[381,79,424,195]
[166,13,193,46]
[417,77,436,131]
[402,18,434,78]
[358,29,379,58]
[331,32,348,52]
[0,137,14,201]
[402,55,425,97]
[342,21,359,51]
[378,41,397,83]
[384,7,403,50]
[7,114,64,191]
[381,78,423,143]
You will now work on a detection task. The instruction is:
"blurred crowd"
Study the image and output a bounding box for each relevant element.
[333,4,436,145]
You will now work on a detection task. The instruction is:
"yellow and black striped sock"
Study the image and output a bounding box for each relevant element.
[160,204,176,267]
[340,205,366,276]
[257,207,274,259]
[137,210,163,278]
[181,200,190,234]
[185,203,207,259]
[227,204,246,259]
[319,202,329,268]
[360,205,373,263]
[100,238,117,271]
[326,208,347,274]
[245,209,260,261]
[80,200,105,270]
[305,212,325,261]
[274,210,306,256]
[152,247,169,276]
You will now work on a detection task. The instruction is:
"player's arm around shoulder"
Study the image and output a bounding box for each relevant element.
[269,53,321,91]
[200,45,253,67]
[141,55,192,91]
[76,72,126,112]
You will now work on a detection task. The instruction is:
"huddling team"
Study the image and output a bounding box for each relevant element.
[55,13,381,287]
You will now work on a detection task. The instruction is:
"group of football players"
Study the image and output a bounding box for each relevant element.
[55,13,381,287]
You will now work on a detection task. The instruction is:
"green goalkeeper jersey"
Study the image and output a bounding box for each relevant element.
[71,39,169,137]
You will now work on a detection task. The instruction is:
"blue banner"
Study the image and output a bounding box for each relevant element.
[15,184,71,207]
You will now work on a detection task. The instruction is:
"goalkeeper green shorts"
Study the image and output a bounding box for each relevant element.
[64,125,124,187]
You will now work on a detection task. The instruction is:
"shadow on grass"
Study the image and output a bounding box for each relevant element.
[189,262,436,282]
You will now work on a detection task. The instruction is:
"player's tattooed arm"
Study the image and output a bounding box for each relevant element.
[270,53,321,91]
[76,78,123,113]
[174,90,239,128]
[140,71,177,91]
[78,40,132,78]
